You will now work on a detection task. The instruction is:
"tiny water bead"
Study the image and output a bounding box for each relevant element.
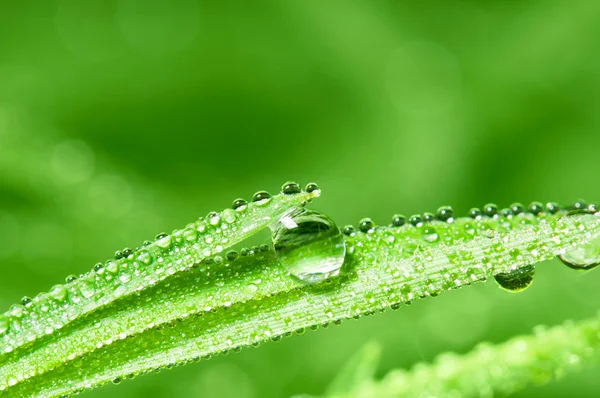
[493,265,535,293]
[469,208,482,219]
[546,202,561,214]
[409,215,423,226]
[232,198,247,211]
[281,181,301,195]
[358,218,375,233]
[423,212,435,222]
[251,191,271,203]
[271,208,346,283]
[483,203,498,218]
[342,225,355,235]
[305,183,320,195]
[436,206,453,222]
[528,202,544,215]
[391,214,406,227]
[510,203,525,215]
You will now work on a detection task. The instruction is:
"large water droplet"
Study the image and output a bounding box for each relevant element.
[558,235,600,271]
[271,208,346,283]
[493,264,535,292]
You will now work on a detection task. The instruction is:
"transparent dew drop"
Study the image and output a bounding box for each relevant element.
[493,264,535,293]
[271,208,346,283]
[558,235,600,271]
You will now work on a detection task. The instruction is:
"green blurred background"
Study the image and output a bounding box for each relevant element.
[1,1,600,397]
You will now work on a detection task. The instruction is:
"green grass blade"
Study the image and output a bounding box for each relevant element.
[0,188,598,397]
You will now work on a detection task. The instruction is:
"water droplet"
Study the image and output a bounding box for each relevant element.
[436,206,453,222]
[510,203,525,215]
[558,236,600,271]
[358,218,374,233]
[226,251,239,261]
[65,275,78,283]
[469,208,482,219]
[409,214,423,226]
[423,227,439,243]
[135,250,152,265]
[281,181,301,195]
[222,208,237,224]
[155,234,173,249]
[423,212,435,222]
[570,200,587,211]
[342,225,355,235]
[305,183,320,195]
[232,198,248,211]
[493,265,535,292]
[528,202,544,215]
[483,203,498,218]
[271,208,346,283]
[207,212,221,226]
[79,281,95,298]
[391,214,406,227]
[252,191,271,203]
[546,202,561,214]
[93,262,104,273]
[50,285,67,301]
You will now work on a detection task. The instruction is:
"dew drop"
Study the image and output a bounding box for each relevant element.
[281,181,301,195]
[207,212,221,226]
[136,249,153,265]
[483,203,498,218]
[423,212,435,222]
[305,183,320,196]
[528,202,544,215]
[358,218,374,233]
[271,208,346,283]
[391,214,406,227]
[409,214,423,227]
[222,208,237,224]
[423,227,439,243]
[342,225,355,235]
[436,206,453,222]
[510,203,525,215]
[93,262,104,274]
[469,208,482,219]
[493,264,535,293]
[155,234,173,249]
[546,202,561,214]
[50,285,67,301]
[252,191,271,203]
[232,198,248,211]
[558,235,600,271]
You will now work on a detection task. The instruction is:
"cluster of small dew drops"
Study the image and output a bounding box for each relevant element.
[0,182,316,364]
[29,200,600,397]
[341,200,600,295]
[0,182,321,393]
